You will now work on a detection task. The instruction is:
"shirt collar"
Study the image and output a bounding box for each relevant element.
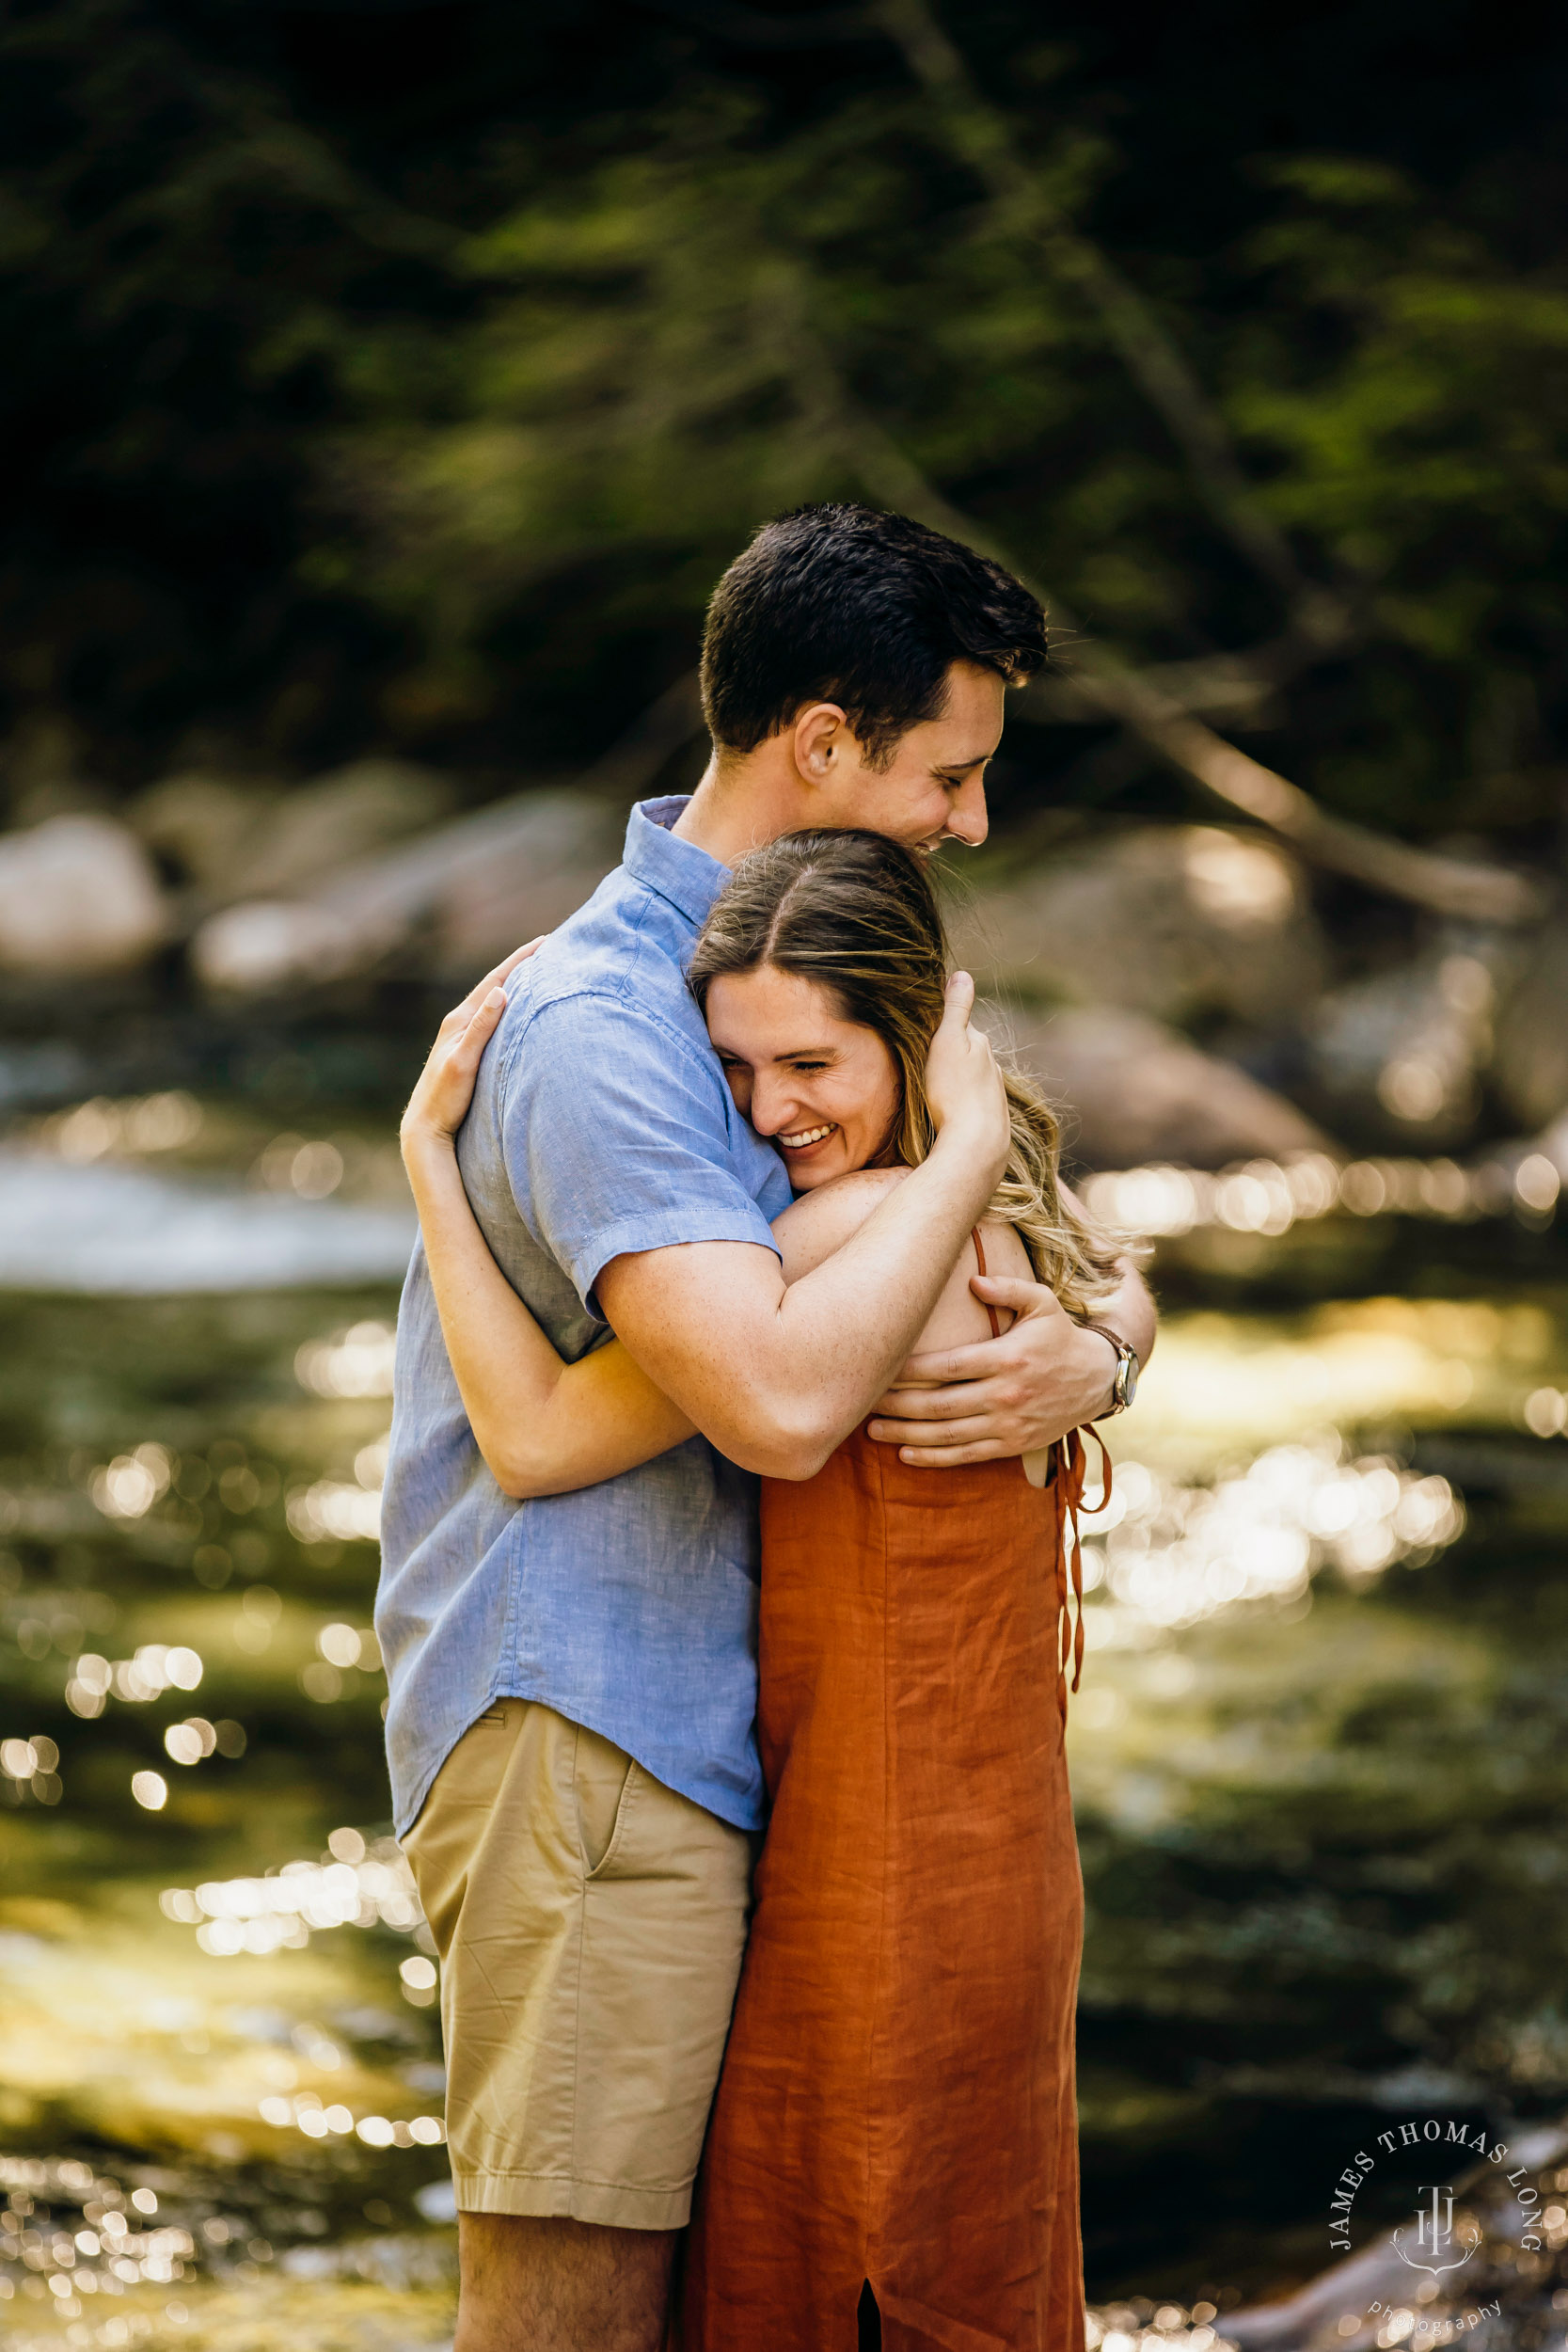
[623,796,730,931]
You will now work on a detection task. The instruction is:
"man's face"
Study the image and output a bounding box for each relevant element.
[808,660,1004,857]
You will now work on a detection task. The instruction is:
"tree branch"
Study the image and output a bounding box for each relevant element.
[1018,626,1334,726]
[870,0,1351,631]
[809,371,1544,926]
[651,0,876,41]
[659,0,1359,643]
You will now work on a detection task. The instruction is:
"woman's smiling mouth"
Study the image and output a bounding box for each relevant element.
[778,1123,838,1152]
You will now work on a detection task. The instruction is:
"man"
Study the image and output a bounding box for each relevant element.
[377,503,1156,2352]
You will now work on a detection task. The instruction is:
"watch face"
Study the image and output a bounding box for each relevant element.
[1119,1356,1139,1408]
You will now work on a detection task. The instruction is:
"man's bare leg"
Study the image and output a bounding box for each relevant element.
[455,2214,678,2352]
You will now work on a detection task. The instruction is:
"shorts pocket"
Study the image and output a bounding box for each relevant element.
[574,1724,637,1879]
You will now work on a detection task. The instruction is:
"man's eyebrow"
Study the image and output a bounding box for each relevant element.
[933,745,999,774]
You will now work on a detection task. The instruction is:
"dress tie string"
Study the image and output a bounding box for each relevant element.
[967,1228,1113,1718]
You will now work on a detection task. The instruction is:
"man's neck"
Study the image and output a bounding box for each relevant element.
[671,752,805,869]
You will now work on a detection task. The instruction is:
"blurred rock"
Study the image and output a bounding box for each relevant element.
[1306,943,1504,1146]
[1492,920,1568,1128]
[130,772,279,890]
[193,789,618,995]
[995,1003,1334,1170]
[191,901,354,994]
[132,757,451,902]
[244,759,454,896]
[0,814,166,975]
[950,825,1326,1027]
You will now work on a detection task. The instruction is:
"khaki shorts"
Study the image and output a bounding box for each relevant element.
[402,1699,753,2229]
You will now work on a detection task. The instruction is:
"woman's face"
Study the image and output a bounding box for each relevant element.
[705,965,901,1189]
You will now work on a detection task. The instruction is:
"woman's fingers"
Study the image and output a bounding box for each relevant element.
[923,970,1008,1159]
[445,939,545,1030]
[403,988,509,1147]
[475,940,541,995]
[434,991,505,1091]
[940,967,974,1029]
[449,989,507,1067]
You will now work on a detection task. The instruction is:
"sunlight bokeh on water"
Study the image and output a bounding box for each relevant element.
[1,1102,1566,2339]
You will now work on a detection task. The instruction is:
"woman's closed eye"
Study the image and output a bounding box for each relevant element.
[717,1052,836,1076]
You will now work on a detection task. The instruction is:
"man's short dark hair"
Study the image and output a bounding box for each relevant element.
[700,503,1048,767]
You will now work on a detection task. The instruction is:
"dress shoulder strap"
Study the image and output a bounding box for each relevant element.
[970,1226,1003,1339]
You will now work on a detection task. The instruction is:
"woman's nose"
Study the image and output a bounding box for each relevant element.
[749,1076,798,1137]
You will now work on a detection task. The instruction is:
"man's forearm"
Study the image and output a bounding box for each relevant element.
[598,1125,1006,1479]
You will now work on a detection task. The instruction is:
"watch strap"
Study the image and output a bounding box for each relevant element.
[1085,1323,1137,1418]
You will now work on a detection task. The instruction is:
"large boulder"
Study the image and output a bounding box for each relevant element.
[993,1003,1334,1171]
[0,815,166,976]
[948,824,1326,1027]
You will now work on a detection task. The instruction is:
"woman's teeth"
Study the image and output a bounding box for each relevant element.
[780,1123,836,1150]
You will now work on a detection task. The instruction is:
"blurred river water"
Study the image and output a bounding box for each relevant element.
[0,1101,1566,2349]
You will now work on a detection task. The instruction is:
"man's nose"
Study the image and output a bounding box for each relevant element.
[942,774,989,848]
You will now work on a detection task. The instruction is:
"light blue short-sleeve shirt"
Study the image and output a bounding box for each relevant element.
[375,798,792,1836]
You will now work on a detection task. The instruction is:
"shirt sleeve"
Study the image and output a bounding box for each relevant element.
[501,990,783,1314]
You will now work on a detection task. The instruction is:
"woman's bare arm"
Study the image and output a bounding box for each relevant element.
[402,962,694,1500]
[773,1168,1008,1351]
[405,1136,696,1497]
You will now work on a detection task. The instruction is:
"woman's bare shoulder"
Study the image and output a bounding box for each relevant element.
[913,1215,1033,1353]
[772,1167,911,1282]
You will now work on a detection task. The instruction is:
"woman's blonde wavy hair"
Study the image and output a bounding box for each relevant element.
[688,829,1129,1319]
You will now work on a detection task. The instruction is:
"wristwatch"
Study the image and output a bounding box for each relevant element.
[1085,1324,1139,1419]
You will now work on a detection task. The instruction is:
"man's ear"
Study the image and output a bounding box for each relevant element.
[790,700,851,788]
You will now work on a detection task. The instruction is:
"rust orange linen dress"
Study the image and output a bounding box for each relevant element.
[680,1384,1092,2351]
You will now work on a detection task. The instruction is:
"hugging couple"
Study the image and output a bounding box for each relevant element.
[376,503,1156,2352]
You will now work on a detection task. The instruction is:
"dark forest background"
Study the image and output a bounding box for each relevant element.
[5,0,1568,863]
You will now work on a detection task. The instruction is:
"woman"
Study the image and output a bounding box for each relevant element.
[400,829,1127,2351]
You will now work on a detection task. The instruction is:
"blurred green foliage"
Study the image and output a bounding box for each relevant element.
[2,0,1566,847]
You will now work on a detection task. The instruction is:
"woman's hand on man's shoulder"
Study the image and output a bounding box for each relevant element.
[400,942,540,1160]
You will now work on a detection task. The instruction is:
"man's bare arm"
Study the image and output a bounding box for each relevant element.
[596,977,1010,1480]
